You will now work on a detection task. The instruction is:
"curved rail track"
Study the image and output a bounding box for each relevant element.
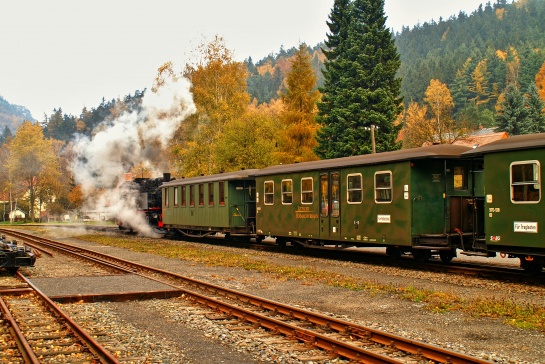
[0,273,119,363]
[1,228,494,364]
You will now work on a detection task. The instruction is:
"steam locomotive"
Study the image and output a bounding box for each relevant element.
[117,173,170,231]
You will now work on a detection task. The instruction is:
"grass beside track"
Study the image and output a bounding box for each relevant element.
[25,229,545,332]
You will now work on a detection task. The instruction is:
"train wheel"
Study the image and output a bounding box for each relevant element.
[520,256,543,274]
[386,246,402,260]
[276,238,287,248]
[412,249,431,263]
[439,249,456,263]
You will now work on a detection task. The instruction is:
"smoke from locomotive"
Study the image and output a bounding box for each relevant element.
[69,77,195,236]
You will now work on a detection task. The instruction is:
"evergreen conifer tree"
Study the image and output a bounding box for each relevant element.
[525,82,545,133]
[315,0,402,158]
[495,84,529,135]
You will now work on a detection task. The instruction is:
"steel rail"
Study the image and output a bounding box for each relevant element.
[15,272,121,364]
[0,295,40,363]
[6,228,492,363]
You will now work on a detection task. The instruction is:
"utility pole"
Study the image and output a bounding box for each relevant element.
[365,125,378,153]
[371,124,376,154]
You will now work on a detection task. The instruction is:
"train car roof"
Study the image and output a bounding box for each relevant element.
[251,144,470,177]
[462,133,545,156]
[161,169,260,187]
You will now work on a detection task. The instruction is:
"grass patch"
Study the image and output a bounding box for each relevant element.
[469,298,545,330]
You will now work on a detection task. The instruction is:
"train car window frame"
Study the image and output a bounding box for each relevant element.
[320,174,328,217]
[189,185,195,207]
[301,177,313,204]
[208,182,214,206]
[453,166,468,191]
[173,186,179,207]
[510,160,541,204]
[282,179,293,205]
[375,171,393,203]
[264,181,274,205]
[181,186,187,207]
[347,173,363,204]
[331,172,340,217]
[164,188,169,207]
[219,182,225,206]
[198,183,204,206]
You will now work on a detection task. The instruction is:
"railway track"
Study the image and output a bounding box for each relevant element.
[3,228,493,364]
[0,273,119,363]
[23,224,543,284]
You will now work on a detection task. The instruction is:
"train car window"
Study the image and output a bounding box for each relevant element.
[164,188,169,207]
[320,174,328,217]
[190,185,195,206]
[199,183,204,206]
[219,182,225,205]
[511,161,541,203]
[375,171,392,203]
[347,174,363,203]
[173,187,179,207]
[331,173,340,217]
[453,166,468,191]
[264,181,274,205]
[208,183,214,206]
[182,186,187,207]
[282,179,293,204]
[301,177,313,204]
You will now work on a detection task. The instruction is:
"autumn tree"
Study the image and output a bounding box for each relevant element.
[402,80,467,147]
[401,102,432,148]
[315,0,402,158]
[468,59,492,106]
[275,44,321,164]
[214,107,278,170]
[423,79,464,143]
[6,121,60,221]
[177,36,251,176]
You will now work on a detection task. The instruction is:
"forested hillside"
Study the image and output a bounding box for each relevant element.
[0,95,34,132]
[248,0,545,120]
[396,0,545,110]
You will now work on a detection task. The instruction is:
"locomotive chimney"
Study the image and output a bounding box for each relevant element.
[163,173,171,182]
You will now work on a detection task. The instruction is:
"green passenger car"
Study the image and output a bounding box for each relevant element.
[463,133,545,273]
[253,144,472,261]
[161,170,259,237]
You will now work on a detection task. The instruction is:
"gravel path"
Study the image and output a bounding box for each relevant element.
[16,227,545,363]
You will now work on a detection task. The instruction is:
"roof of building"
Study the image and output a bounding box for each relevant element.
[453,130,508,148]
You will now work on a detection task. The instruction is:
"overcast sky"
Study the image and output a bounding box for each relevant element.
[1,0,490,121]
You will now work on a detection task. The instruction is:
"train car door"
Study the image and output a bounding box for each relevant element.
[319,172,341,242]
[230,181,256,232]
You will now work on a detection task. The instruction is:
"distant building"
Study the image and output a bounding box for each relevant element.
[9,208,26,221]
[452,127,508,148]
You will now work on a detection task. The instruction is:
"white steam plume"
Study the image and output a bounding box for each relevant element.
[70,77,196,236]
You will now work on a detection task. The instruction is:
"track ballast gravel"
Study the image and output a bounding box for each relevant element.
[16,227,545,363]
